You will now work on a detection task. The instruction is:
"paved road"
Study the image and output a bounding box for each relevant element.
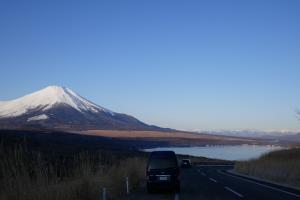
[126,165,300,200]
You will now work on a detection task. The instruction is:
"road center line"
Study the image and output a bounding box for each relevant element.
[174,193,180,200]
[209,178,217,183]
[218,170,300,198]
[225,186,243,198]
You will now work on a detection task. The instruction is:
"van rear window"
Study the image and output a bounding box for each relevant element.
[148,157,177,170]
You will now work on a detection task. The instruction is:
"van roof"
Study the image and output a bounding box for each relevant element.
[150,151,176,156]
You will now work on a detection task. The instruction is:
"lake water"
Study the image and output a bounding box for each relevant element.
[143,145,283,161]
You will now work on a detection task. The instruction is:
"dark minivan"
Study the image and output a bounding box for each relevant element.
[146,151,180,193]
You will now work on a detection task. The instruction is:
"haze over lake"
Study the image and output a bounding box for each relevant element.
[143,145,283,161]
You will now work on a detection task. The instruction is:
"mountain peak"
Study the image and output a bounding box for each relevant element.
[34,85,70,100]
[42,85,68,92]
[0,86,113,118]
[0,86,166,131]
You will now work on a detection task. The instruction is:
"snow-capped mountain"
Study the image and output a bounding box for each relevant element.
[0,86,114,118]
[0,86,164,131]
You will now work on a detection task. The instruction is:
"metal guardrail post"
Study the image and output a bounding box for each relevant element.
[102,187,106,200]
[126,177,130,194]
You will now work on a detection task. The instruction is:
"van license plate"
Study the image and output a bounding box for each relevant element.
[159,176,168,181]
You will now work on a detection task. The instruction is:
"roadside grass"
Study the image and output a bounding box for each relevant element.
[234,148,300,189]
[0,145,147,200]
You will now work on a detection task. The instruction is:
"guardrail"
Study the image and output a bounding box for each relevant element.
[102,177,130,200]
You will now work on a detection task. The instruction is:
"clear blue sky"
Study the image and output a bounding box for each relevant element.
[1,0,300,131]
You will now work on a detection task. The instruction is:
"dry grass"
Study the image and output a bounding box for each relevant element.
[78,130,258,142]
[234,148,300,188]
[0,145,147,200]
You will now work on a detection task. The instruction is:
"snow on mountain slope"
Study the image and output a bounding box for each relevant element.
[27,114,49,122]
[0,86,114,118]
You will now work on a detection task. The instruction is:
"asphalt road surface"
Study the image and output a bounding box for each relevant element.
[126,165,300,200]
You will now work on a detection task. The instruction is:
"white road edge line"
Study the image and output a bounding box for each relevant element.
[197,165,234,167]
[174,193,180,200]
[209,178,217,183]
[218,170,300,198]
[225,186,243,198]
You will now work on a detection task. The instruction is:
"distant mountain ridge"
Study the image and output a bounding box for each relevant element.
[201,129,300,143]
[0,86,170,131]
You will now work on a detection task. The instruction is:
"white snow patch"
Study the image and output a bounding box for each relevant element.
[27,114,49,122]
[0,86,115,118]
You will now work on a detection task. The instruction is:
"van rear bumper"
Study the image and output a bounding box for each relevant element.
[147,179,180,190]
